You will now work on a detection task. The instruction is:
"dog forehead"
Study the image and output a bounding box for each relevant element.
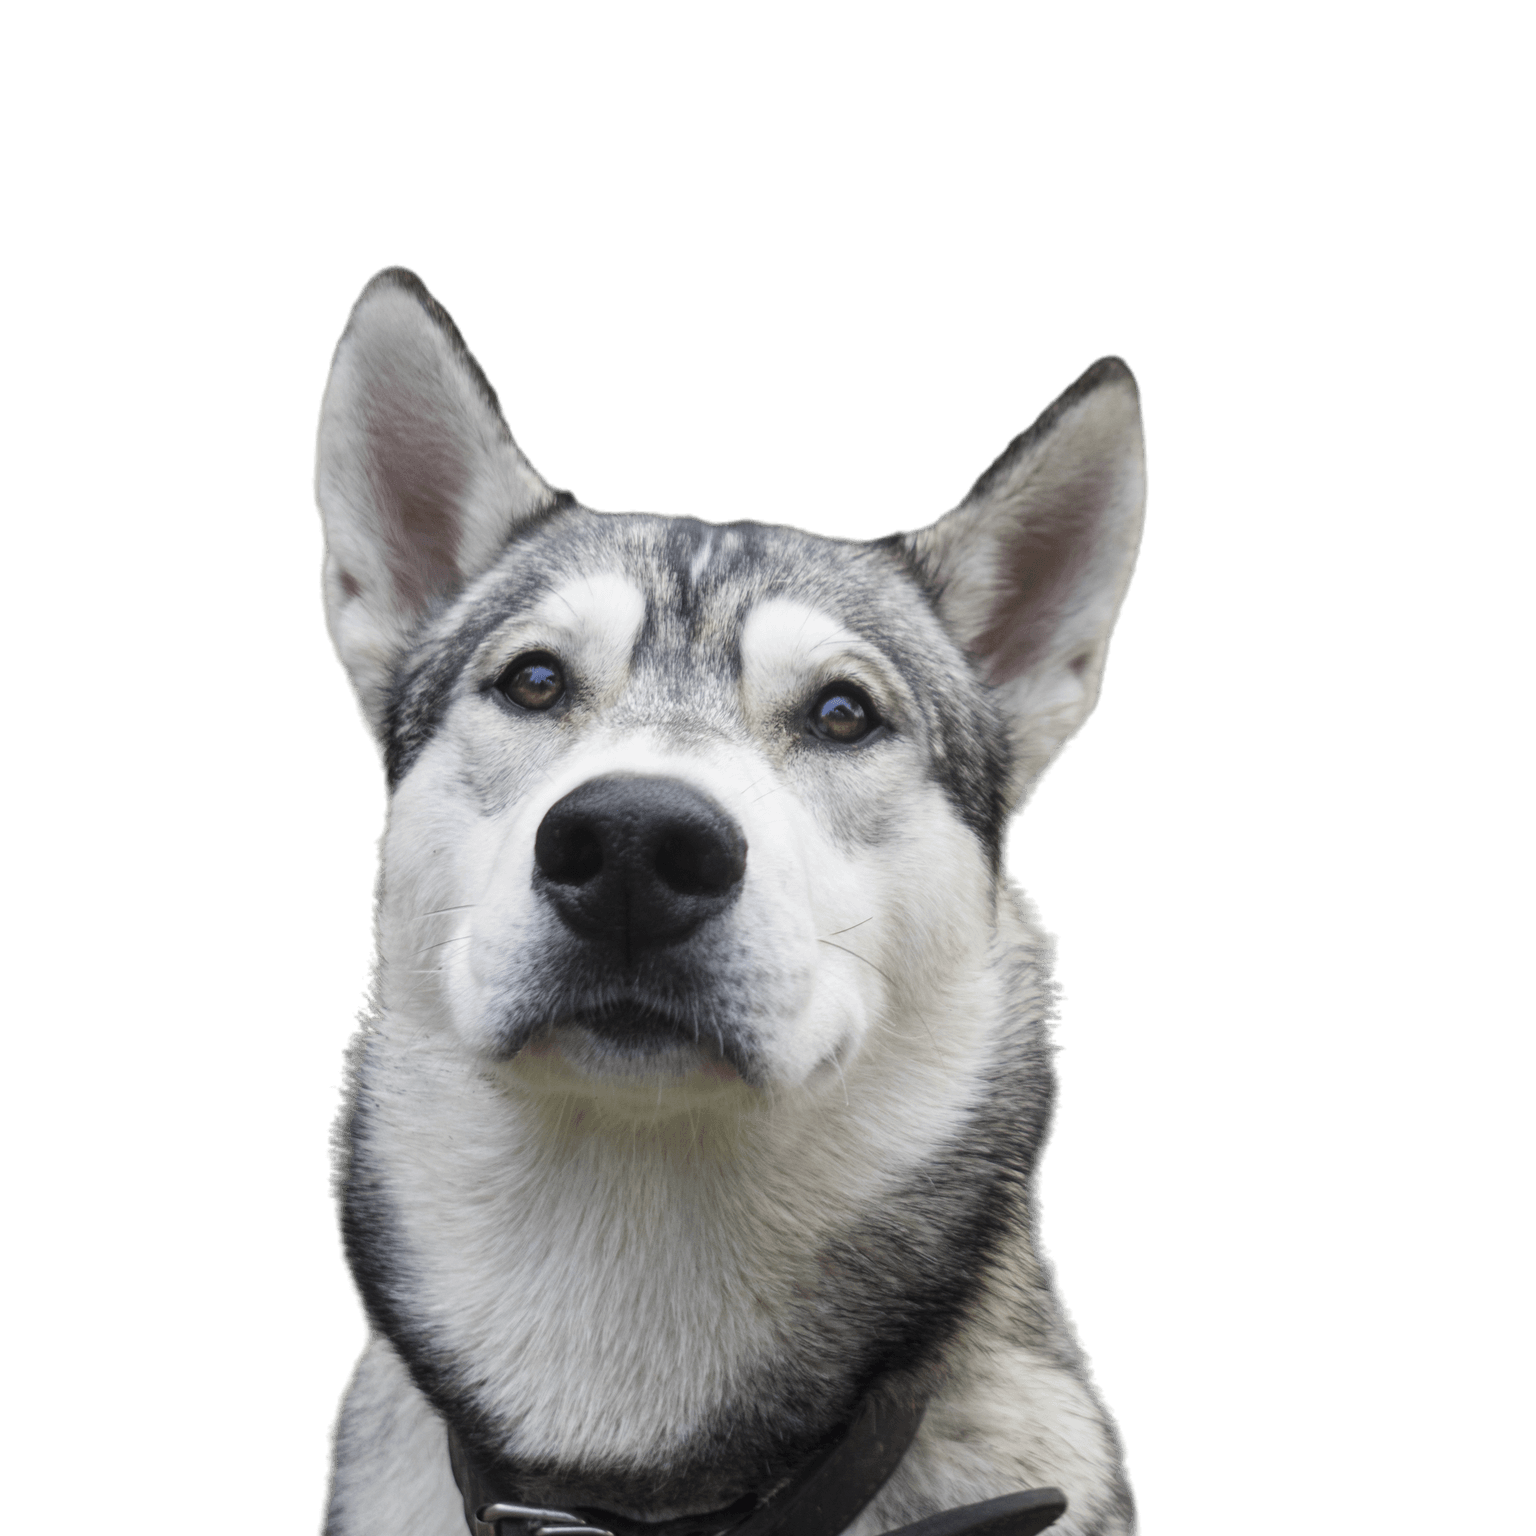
[623,516,848,627]
[529,513,905,670]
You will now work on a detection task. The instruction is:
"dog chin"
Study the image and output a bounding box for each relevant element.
[499,1022,752,1111]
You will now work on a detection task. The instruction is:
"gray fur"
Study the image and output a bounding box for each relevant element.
[317,271,1144,1536]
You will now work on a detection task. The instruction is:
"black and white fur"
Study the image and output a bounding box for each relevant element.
[318,270,1145,1536]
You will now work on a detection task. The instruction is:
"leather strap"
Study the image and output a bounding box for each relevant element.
[446,1377,1065,1536]
[881,1490,1067,1536]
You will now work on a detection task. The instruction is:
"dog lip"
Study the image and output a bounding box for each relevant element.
[565,998,696,1038]
[568,1001,747,1077]
[505,995,755,1083]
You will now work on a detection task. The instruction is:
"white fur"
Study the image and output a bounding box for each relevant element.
[334,903,1123,1534]
[327,890,1130,1536]
[318,278,1142,1536]
[330,1336,465,1533]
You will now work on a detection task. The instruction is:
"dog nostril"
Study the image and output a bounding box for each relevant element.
[655,828,747,898]
[533,776,748,949]
[534,819,603,886]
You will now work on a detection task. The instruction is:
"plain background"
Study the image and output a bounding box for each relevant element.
[3,4,1531,1531]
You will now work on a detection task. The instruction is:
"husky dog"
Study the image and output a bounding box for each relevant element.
[317,270,1145,1536]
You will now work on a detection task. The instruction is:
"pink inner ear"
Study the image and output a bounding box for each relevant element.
[365,373,465,615]
[972,466,1113,687]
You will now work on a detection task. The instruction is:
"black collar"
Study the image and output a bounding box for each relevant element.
[446,1377,1066,1536]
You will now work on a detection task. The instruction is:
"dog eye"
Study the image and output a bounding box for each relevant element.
[496,652,566,711]
[807,683,880,744]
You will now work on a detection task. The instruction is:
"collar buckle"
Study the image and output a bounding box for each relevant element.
[476,1503,615,1536]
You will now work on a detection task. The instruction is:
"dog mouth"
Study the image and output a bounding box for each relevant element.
[504,998,754,1086]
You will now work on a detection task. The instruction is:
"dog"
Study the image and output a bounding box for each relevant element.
[316,269,1145,1536]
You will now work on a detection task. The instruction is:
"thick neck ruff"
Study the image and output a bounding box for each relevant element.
[347,936,1069,1532]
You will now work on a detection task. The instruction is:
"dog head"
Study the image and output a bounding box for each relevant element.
[317,270,1143,1112]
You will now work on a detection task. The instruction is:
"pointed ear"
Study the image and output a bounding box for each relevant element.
[316,268,560,728]
[903,357,1145,802]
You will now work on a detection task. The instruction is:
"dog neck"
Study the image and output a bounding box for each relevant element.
[341,944,1050,1521]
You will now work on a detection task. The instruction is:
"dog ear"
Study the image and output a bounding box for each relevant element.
[903,357,1145,801]
[316,268,559,728]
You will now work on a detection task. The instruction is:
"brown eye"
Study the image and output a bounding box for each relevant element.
[807,682,880,744]
[496,652,565,711]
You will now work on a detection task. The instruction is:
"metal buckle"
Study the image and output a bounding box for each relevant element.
[477,1502,615,1536]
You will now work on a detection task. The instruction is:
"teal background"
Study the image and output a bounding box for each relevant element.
[3,6,1528,1529]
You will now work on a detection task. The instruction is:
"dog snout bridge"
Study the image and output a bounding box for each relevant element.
[533,775,748,955]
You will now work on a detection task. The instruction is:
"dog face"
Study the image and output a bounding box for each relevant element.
[317,271,1143,1114]
[370,511,1007,1102]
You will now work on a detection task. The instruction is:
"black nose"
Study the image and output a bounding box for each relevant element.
[533,775,748,953]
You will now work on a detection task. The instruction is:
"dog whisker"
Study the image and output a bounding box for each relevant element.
[824,916,874,938]
[828,1050,851,1108]
[818,937,895,987]
[413,935,473,955]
